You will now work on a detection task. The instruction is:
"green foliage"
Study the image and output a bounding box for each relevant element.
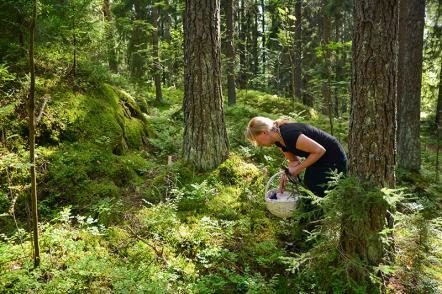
[237,90,312,117]
[145,108,183,156]
[392,213,442,293]
[172,180,217,212]
[0,208,177,293]
[0,0,440,291]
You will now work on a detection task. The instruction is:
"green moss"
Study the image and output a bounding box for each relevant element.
[206,186,242,220]
[124,118,147,149]
[38,83,150,155]
[215,154,261,185]
[42,142,152,214]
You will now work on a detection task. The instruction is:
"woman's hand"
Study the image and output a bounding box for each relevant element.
[288,160,303,177]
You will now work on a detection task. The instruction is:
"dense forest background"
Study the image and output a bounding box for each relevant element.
[0,0,441,293]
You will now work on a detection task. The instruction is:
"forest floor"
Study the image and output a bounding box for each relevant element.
[0,80,441,293]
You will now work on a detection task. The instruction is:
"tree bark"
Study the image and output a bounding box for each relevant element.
[397,0,425,171]
[261,0,266,74]
[246,3,253,83]
[128,0,147,79]
[344,0,398,285]
[183,0,229,170]
[151,5,163,103]
[334,12,342,117]
[321,2,333,134]
[160,0,172,40]
[29,0,40,268]
[348,0,398,188]
[437,61,442,128]
[225,0,237,105]
[237,0,247,89]
[102,0,118,73]
[72,2,77,78]
[252,1,259,76]
[437,62,442,182]
[294,0,302,101]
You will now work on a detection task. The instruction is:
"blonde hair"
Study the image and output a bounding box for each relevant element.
[245,116,290,144]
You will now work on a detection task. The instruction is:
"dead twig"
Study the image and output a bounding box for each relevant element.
[124,225,169,267]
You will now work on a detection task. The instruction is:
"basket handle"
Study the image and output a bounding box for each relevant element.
[265,170,285,200]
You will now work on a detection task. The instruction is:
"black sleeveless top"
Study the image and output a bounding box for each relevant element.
[274,123,346,168]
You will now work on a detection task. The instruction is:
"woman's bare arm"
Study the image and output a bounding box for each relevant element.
[288,134,326,176]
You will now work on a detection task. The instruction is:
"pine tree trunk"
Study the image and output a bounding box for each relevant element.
[252,2,259,76]
[437,61,442,128]
[128,0,147,79]
[334,13,341,117]
[345,0,398,285]
[397,0,425,171]
[161,1,172,40]
[183,0,229,170]
[72,3,77,79]
[238,0,247,89]
[437,61,442,182]
[348,0,397,188]
[226,0,237,105]
[290,50,296,102]
[160,2,173,85]
[294,0,302,101]
[102,0,118,73]
[261,0,265,74]
[246,4,253,84]
[151,6,163,103]
[29,0,40,268]
[321,4,333,134]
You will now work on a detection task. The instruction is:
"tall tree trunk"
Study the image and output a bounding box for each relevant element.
[290,50,296,102]
[267,1,280,50]
[252,2,259,76]
[152,6,163,103]
[294,0,302,101]
[183,0,229,170]
[238,0,247,89]
[437,61,442,182]
[437,61,442,128]
[334,12,342,117]
[348,1,397,187]
[261,0,265,74]
[161,1,172,40]
[102,0,118,73]
[245,3,253,84]
[29,0,40,268]
[321,3,333,134]
[344,0,398,285]
[397,0,425,171]
[226,0,237,105]
[72,2,77,79]
[160,1,173,85]
[128,0,147,79]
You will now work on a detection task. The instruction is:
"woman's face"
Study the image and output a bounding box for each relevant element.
[254,131,273,147]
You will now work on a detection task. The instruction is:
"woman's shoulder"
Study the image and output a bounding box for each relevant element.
[280,122,306,131]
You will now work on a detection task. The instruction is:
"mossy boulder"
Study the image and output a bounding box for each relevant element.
[38,83,150,154]
[42,142,151,215]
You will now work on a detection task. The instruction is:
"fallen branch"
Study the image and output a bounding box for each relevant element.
[36,95,49,126]
[124,225,169,267]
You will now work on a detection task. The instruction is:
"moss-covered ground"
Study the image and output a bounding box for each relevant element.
[0,81,440,293]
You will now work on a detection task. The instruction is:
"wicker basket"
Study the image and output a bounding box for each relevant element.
[265,170,299,218]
